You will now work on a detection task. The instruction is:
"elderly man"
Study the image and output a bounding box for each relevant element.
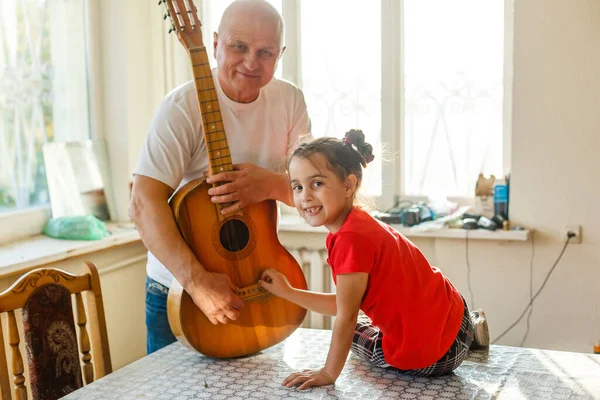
[130,0,311,353]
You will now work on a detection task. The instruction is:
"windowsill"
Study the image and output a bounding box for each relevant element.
[0,213,531,279]
[0,223,141,278]
[0,206,52,244]
[278,215,531,241]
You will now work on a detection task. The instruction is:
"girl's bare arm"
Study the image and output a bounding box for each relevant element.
[322,272,368,380]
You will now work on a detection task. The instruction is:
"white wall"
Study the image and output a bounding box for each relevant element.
[510,0,599,350]
[92,0,182,221]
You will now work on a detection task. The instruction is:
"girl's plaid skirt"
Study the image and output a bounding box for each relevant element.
[351,298,474,377]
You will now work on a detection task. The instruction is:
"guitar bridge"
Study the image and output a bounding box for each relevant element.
[237,283,272,302]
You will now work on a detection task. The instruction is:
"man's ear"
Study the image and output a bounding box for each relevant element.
[345,174,358,198]
[213,32,219,57]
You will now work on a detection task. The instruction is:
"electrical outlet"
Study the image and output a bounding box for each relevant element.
[563,224,581,244]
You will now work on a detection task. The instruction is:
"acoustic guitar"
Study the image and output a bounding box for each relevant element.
[159,0,308,358]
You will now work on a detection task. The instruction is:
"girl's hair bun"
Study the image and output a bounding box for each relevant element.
[343,129,374,166]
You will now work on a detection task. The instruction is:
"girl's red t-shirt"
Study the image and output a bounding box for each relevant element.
[326,207,464,370]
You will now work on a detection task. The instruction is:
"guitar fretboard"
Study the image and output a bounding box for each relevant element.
[189,47,235,216]
[189,47,233,178]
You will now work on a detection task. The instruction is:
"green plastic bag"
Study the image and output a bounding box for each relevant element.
[43,215,111,240]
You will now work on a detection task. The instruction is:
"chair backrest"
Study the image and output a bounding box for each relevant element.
[0,262,112,400]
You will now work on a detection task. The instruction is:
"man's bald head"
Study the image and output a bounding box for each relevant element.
[218,0,284,48]
[213,0,286,103]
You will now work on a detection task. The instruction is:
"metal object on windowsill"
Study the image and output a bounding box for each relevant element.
[374,202,434,227]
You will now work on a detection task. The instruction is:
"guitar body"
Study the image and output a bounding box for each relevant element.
[167,178,308,358]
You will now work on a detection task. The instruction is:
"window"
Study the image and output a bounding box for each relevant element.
[402,0,506,198]
[299,1,382,197]
[0,0,91,217]
[198,0,510,204]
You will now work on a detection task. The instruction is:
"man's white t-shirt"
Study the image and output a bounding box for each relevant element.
[133,70,311,288]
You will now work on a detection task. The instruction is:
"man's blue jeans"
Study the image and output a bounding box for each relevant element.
[145,276,177,354]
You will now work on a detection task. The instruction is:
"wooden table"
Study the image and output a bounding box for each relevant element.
[64,328,600,399]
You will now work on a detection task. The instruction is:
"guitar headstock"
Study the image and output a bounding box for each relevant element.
[159,0,204,50]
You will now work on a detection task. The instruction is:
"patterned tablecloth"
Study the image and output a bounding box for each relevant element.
[65,328,600,400]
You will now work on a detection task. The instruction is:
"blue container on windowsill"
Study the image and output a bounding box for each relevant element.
[494,174,509,220]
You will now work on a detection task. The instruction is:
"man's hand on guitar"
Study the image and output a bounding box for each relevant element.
[206,163,287,215]
[188,271,244,325]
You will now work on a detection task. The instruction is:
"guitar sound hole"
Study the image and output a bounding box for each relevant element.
[219,219,250,252]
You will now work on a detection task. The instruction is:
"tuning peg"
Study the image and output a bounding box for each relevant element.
[168,25,176,34]
[158,0,162,5]
[163,13,168,20]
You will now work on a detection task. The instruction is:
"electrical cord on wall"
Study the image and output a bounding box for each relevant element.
[520,231,535,347]
[492,233,574,345]
[466,230,476,309]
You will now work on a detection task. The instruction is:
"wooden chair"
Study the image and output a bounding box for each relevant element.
[0,262,112,400]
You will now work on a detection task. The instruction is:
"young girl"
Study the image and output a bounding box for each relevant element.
[259,129,489,390]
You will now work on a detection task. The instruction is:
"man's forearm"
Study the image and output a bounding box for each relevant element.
[270,171,294,207]
[131,197,206,289]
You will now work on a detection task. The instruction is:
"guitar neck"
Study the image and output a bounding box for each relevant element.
[189,47,233,177]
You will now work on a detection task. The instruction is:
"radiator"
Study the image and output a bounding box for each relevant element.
[289,248,335,330]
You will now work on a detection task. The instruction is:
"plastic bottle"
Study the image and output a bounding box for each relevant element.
[494,176,509,219]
